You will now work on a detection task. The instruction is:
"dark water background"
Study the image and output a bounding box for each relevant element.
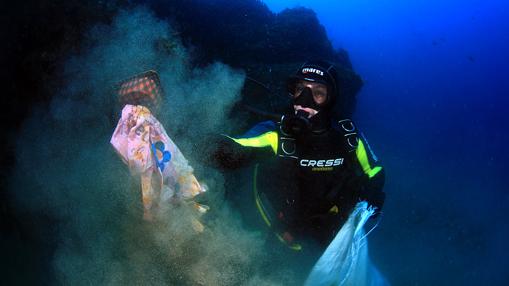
[264,0,509,284]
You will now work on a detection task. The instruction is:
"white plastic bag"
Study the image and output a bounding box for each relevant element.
[305,202,389,286]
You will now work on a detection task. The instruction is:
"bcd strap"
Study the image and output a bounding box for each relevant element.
[337,119,358,153]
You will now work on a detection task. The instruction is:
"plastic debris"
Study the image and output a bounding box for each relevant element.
[111,104,207,221]
[305,201,389,286]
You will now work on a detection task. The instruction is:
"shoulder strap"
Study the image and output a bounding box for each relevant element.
[334,118,359,153]
[334,119,383,178]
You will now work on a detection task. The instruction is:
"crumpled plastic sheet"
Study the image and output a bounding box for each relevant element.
[305,201,389,286]
[110,104,206,220]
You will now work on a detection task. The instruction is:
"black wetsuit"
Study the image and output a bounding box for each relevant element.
[213,118,385,248]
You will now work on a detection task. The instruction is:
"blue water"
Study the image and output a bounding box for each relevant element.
[263,0,509,285]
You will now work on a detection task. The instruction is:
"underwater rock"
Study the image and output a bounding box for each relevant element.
[147,1,354,67]
[1,0,364,224]
[1,1,365,283]
[142,0,362,120]
[2,0,362,140]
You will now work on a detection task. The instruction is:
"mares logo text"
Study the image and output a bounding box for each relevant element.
[301,68,324,76]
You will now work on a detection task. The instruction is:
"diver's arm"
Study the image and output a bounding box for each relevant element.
[207,134,257,169]
[358,168,386,213]
[334,119,386,212]
[353,135,386,214]
[205,121,279,169]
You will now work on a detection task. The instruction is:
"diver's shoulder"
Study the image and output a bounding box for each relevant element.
[241,120,278,138]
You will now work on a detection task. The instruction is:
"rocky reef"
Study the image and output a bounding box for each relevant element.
[1,0,363,283]
[146,0,362,119]
[1,0,362,133]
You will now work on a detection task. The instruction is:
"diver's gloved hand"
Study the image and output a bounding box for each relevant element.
[350,174,385,217]
[358,187,385,218]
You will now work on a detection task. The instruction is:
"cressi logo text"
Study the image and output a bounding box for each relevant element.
[300,158,344,167]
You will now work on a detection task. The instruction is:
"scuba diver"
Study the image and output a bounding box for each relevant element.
[212,60,386,252]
